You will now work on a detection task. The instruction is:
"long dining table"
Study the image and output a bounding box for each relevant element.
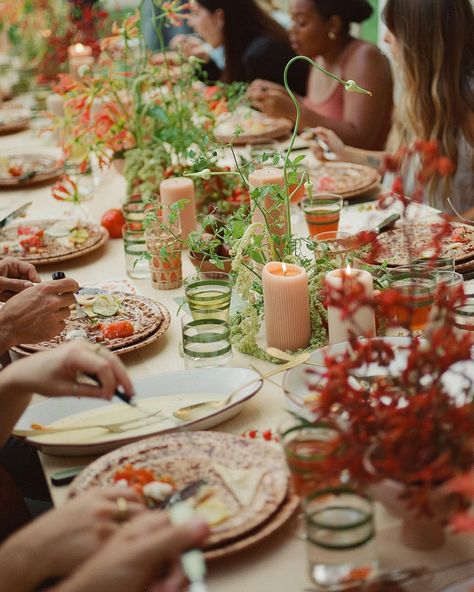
[1,114,473,592]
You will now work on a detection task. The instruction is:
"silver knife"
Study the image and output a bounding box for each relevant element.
[0,202,32,229]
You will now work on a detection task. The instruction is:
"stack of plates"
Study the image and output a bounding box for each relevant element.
[68,431,298,559]
[309,162,381,200]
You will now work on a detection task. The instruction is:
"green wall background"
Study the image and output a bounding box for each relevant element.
[360,0,379,44]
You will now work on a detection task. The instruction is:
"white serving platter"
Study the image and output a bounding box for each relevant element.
[15,367,262,456]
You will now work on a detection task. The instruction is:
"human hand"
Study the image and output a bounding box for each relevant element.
[0,277,79,349]
[169,34,209,60]
[248,80,296,120]
[0,487,145,592]
[55,511,209,592]
[2,340,135,399]
[0,257,41,301]
[308,126,347,161]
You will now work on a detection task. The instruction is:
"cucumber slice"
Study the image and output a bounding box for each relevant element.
[92,295,119,317]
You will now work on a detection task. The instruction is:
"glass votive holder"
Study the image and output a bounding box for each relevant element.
[304,489,378,590]
[146,226,183,290]
[181,313,232,368]
[184,271,233,321]
[313,231,356,267]
[302,194,343,238]
[389,266,437,331]
[122,226,150,280]
[280,416,340,498]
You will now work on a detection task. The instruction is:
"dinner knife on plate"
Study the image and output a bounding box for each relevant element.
[0,202,32,229]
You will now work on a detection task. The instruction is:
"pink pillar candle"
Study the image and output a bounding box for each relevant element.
[159,177,197,240]
[68,44,94,79]
[262,262,312,352]
[249,167,287,238]
[326,267,376,344]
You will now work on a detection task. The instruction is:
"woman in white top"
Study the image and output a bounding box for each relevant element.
[312,0,474,214]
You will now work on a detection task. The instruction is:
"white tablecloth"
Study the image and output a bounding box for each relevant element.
[1,119,472,592]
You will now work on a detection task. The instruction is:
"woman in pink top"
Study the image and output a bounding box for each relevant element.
[248,0,393,150]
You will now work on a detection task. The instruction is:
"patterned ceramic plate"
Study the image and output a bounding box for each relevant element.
[375,222,474,266]
[0,154,63,187]
[309,162,381,198]
[17,289,166,353]
[69,431,289,548]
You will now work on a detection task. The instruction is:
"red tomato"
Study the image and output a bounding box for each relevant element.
[17,225,41,235]
[101,320,134,340]
[101,209,126,239]
[19,235,43,250]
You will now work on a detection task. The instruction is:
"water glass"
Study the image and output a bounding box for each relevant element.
[184,272,233,321]
[280,417,340,497]
[454,297,474,335]
[303,194,343,238]
[181,313,232,368]
[122,226,150,279]
[123,199,152,232]
[389,266,436,331]
[304,489,377,589]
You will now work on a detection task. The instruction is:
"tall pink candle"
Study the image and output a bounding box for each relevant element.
[159,177,197,240]
[262,262,312,352]
[326,266,376,344]
[249,167,287,238]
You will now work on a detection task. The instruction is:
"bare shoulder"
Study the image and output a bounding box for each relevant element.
[345,41,392,80]
[348,41,390,68]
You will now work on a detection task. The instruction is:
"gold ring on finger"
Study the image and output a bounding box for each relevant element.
[116,497,128,522]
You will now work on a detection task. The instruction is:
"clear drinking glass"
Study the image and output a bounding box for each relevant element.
[304,489,378,590]
[184,272,233,321]
[181,313,232,368]
[413,256,455,271]
[123,200,151,232]
[122,226,150,279]
[303,194,343,238]
[280,416,340,498]
[389,266,437,331]
[454,297,474,335]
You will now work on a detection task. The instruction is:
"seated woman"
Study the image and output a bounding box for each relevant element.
[249,0,393,150]
[188,0,308,95]
[311,0,474,214]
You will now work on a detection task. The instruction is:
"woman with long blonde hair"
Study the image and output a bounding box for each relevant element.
[312,0,474,213]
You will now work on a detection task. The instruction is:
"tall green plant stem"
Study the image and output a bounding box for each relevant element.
[282,56,371,254]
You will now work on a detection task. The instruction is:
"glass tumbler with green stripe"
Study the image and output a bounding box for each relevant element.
[304,489,378,589]
[181,313,232,368]
[302,193,343,238]
[184,272,233,321]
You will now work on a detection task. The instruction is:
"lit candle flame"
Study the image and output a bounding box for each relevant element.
[346,264,352,276]
[74,43,85,53]
[282,262,288,276]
